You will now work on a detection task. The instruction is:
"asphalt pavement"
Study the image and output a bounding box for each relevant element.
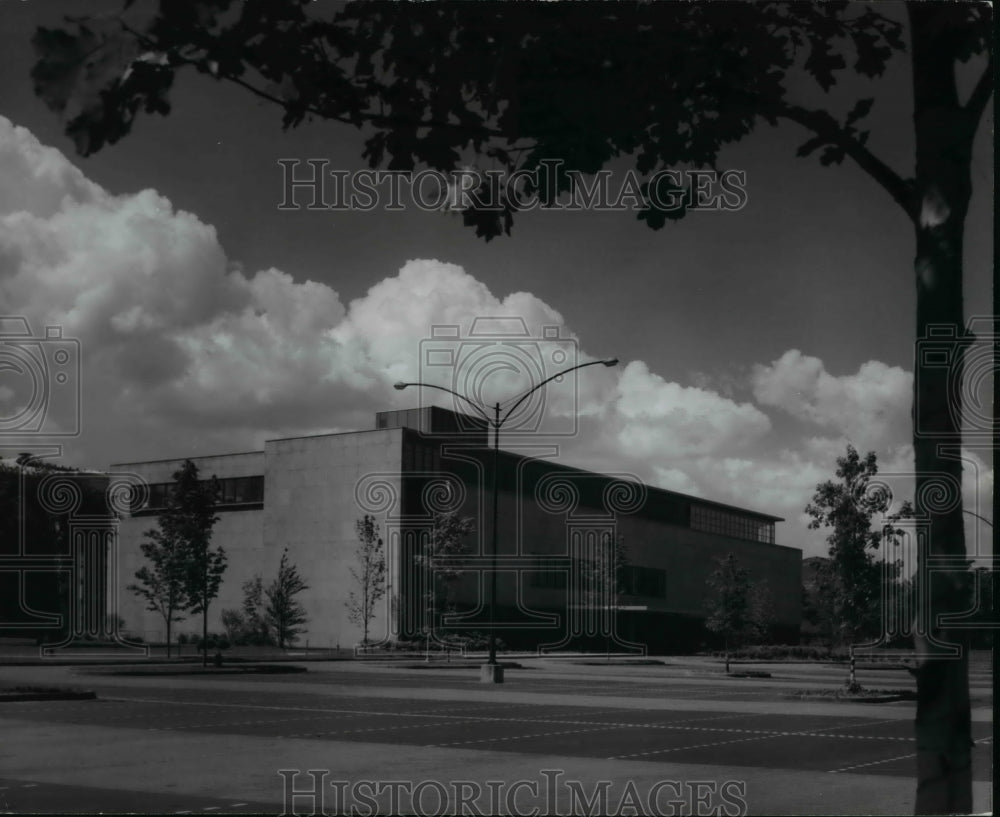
[0,658,992,815]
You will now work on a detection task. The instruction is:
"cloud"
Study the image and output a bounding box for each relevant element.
[0,118,622,464]
[612,360,772,459]
[751,349,912,449]
[5,116,984,564]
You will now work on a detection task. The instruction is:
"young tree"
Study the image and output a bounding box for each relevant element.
[414,512,476,645]
[241,574,270,644]
[805,445,902,647]
[219,574,271,645]
[128,523,189,658]
[747,579,776,644]
[129,459,219,658]
[705,553,752,674]
[345,515,386,646]
[30,4,991,808]
[265,548,309,649]
[167,460,225,667]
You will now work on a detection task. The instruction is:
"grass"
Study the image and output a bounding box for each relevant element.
[0,685,96,701]
[783,686,916,702]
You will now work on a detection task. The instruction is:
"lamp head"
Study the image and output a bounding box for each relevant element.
[603,358,619,367]
[393,382,408,390]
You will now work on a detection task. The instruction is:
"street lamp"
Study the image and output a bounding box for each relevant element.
[395,357,618,679]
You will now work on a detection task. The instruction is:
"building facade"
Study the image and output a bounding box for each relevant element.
[112,408,801,653]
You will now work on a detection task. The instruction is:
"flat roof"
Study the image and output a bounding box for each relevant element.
[110,413,784,524]
[110,449,265,468]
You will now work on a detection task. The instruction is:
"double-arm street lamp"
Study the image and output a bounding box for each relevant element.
[395,357,618,677]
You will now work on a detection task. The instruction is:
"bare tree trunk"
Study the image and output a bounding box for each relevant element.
[202,591,208,668]
[908,7,976,812]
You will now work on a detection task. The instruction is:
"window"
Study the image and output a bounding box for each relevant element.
[690,503,774,544]
[136,475,263,511]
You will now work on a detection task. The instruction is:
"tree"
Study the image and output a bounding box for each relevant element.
[241,574,270,644]
[345,514,386,646]
[29,3,991,808]
[220,574,271,645]
[704,553,752,674]
[264,548,309,649]
[414,512,476,646]
[805,445,904,647]
[128,523,188,658]
[129,459,219,658]
[166,459,225,667]
[747,579,776,644]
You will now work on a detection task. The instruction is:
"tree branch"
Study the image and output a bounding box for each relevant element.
[775,103,917,221]
[119,19,512,147]
[965,56,993,132]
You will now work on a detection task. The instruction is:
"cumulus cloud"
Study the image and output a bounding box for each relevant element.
[751,349,912,449]
[613,360,771,459]
[0,118,649,465]
[5,116,985,563]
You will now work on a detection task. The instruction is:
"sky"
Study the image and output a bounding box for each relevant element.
[0,1,993,560]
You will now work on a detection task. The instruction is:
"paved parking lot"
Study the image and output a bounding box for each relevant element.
[4,692,992,779]
[0,659,993,814]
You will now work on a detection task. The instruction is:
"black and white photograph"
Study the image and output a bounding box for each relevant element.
[0,1,993,814]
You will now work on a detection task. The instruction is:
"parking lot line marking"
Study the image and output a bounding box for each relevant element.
[109,696,904,736]
[611,732,778,759]
[430,724,624,748]
[828,752,917,774]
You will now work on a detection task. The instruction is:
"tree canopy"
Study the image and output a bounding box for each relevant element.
[804,445,906,646]
[31,3,991,236]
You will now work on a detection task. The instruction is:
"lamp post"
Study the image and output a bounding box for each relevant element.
[395,357,618,678]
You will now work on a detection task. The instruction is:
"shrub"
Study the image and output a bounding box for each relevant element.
[708,644,849,661]
[195,633,230,651]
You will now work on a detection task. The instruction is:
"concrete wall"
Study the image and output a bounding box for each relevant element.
[111,425,801,652]
[263,429,403,648]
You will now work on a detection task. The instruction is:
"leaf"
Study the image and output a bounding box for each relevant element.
[819,145,846,166]
[637,177,688,230]
[845,97,874,127]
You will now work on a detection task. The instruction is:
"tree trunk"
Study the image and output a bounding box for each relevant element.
[908,6,976,813]
[202,593,208,668]
[166,615,172,659]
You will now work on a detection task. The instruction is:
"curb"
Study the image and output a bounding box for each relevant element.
[75,664,309,677]
[0,689,97,702]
